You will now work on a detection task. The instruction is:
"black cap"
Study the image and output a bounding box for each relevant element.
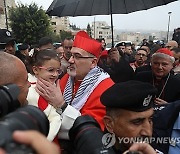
[100,81,157,112]
[125,42,132,47]
[141,42,150,47]
[18,44,29,50]
[0,29,15,44]
[39,37,52,47]
[115,42,126,47]
[0,44,6,50]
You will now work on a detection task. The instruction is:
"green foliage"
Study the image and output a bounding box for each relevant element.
[49,32,61,43]
[86,23,92,37]
[60,30,73,41]
[9,3,52,45]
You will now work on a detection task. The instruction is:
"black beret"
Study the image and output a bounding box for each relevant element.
[125,42,132,47]
[100,80,157,112]
[115,42,126,47]
[0,44,6,50]
[141,42,150,47]
[0,29,15,44]
[18,44,29,50]
[39,37,52,47]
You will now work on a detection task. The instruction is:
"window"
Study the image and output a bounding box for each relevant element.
[51,22,56,25]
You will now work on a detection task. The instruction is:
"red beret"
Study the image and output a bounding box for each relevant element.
[73,31,102,58]
[156,48,173,57]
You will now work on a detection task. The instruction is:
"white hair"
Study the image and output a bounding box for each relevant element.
[152,52,175,63]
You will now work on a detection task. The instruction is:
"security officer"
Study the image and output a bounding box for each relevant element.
[100,80,157,153]
[0,29,16,55]
[115,42,126,53]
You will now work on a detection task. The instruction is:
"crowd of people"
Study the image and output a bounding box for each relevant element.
[0,27,180,154]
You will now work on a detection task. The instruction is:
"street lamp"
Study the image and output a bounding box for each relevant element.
[166,11,172,42]
[3,0,9,30]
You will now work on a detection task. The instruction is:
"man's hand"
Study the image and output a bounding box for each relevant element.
[109,50,120,63]
[13,130,60,154]
[35,78,65,108]
[0,149,5,154]
[154,98,168,105]
[123,142,156,154]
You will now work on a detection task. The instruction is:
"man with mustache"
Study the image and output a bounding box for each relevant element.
[100,80,157,153]
[0,29,16,55]
[130,48,148,72]
[36,31,114,153]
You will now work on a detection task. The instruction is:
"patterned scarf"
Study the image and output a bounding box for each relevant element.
[63,66,110,110]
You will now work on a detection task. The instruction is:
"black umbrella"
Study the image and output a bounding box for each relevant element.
[46,0,177,47]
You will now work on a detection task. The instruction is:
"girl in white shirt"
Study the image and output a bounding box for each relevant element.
[27,49,62,141]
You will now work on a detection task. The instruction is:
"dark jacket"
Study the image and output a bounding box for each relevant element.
[102,58,134,83]
[135,64,151,74]
[135,71,180,103]
[172,31,180,44]
[15,51,30,72]
[152,100,180,154]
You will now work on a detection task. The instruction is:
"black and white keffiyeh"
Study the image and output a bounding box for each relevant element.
[63,66,110,110]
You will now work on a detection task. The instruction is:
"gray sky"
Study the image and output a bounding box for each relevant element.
[15,0,180,31]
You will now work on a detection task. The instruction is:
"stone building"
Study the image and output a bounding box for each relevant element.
[50,16,70,34]
[0,0,16,29]
[91,21,113,44]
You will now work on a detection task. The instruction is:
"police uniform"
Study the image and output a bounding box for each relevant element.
[0,29,15,50]
[100,80,158,153]
[101,80,157,111]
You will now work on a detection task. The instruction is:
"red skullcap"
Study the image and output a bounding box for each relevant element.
[156,48,173,57]
[73,31,102,58]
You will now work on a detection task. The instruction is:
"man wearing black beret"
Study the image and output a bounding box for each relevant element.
[115,42,126,53]
[0,29,16,55]
[100,80,157,153]
[38,36,53,50]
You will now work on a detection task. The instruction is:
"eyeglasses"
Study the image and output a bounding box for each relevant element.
[136,53,147,57]
[70,53,95,60]
[38,66,62,75]
[64,46,72,50]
